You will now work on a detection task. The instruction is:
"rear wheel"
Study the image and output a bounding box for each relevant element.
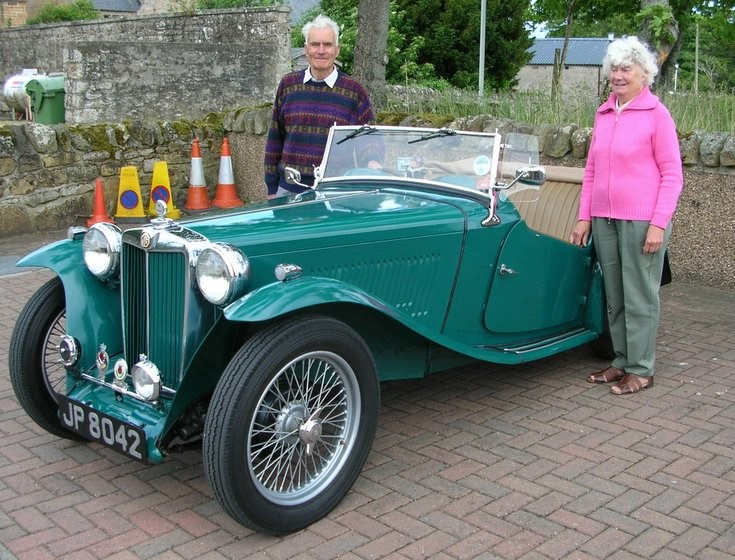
[203,315,379,534]
[9,277,83,440]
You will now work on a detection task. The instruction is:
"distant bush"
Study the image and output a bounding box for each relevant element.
[26,0,98,25]
[382,87,735,135]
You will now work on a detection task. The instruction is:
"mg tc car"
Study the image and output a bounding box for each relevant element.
[10,125,612,534]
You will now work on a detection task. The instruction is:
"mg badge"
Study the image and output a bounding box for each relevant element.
[141,231,152,248]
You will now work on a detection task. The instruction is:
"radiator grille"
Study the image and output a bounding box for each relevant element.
[122,244,189,390]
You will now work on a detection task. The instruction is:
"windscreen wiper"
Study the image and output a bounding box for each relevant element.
[336,125,378,144]
[408,127,456,144]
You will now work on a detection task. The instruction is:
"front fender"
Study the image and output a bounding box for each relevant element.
[17,238,123,370]
[223,276,389,322]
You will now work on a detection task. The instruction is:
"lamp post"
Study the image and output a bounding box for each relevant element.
[479,0,486,97]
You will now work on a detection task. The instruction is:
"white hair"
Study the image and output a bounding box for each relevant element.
[602,36,659,86]
[302,14,340,47]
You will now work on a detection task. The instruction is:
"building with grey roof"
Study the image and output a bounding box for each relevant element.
[94,0,141,16]
[516,37,614,97]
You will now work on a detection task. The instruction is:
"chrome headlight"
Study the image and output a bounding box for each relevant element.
[131,357,161,401]
[83,223,122,280]
[195,243,250,306]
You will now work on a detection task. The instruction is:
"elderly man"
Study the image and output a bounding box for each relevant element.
[264,14,377,198]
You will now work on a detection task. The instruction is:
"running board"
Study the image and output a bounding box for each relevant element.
[477,327,599,362]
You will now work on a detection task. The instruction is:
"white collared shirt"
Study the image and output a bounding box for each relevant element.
[304,66,339,88]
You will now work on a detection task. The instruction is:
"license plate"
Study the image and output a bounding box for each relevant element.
[58,395,147,462]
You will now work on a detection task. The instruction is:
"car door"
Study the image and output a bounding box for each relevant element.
[484,211,594,335]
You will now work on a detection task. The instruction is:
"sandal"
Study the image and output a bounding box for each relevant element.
[611,374,654,395]
[587,366,625,384]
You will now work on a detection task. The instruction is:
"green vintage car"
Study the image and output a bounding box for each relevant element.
[9,125,610,534]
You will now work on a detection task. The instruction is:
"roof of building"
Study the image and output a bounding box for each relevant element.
[93,0,141,13]
[528,38,612,66]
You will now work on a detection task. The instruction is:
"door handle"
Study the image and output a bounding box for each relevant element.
[499,264,517,276]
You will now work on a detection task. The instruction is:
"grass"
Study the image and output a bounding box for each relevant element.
[382,87,735,135]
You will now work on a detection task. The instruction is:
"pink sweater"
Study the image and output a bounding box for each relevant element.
[579,87,683,229]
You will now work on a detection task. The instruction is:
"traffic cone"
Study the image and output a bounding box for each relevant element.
[115,166,146,222]
[211,137,243,209]
[87,177,114,227]
[184,138,211,213]
[148,161,181,219]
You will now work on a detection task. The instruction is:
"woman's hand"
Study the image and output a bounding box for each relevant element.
[570,220,591,247]
[643,224,665,254]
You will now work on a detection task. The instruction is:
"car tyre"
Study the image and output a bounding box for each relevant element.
[9,276,84,440]
[203,315,379,534]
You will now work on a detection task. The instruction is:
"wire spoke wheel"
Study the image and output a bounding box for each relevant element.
[9,277,83,440]
[249,351,359,504]
[41,307,68,400]
[203,315,379,534]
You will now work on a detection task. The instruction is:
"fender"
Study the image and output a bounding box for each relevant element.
[223,276,391,322]
[221,276,577,365]
[17,238,123,371]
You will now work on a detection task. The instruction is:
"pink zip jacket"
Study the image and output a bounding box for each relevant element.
[579,87,683,229]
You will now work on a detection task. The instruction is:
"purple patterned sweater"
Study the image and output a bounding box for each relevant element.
[264,69,376,195]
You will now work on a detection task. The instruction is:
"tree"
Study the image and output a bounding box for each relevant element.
[352,0,389,104]
[26,0,98,24]
[636,0,680,84]
[395,0,533,90]
[313,0,444,87]
[531,0,684,87]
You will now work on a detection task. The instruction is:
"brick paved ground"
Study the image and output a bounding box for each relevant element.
[0,251,733,559]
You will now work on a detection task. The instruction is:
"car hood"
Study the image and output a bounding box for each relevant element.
[181,188,473,256]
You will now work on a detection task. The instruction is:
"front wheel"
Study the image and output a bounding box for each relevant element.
[203,315,380,534]
[9,276,83,440]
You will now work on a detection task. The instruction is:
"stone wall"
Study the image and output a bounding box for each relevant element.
[0,7,291,124]
[1,112,734,289]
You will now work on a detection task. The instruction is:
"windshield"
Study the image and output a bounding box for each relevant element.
[318,126,502,193]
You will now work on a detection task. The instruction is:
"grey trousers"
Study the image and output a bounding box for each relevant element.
[592,218,671,377]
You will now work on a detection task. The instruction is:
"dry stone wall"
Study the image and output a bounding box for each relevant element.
[0,7,291,124]
[1,111,734,288]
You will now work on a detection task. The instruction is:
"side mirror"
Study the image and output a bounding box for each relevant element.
[515,165,546,186]
[284,167,308,188]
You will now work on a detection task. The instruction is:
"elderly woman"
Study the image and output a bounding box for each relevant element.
[570,36,683,395]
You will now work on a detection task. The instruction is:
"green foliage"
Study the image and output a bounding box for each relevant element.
[302,0,531,92]
[532,0,734,92]
[677,11,735,93]
[394,0,533,91]
[636,3,677,45]
[381,86,734,135]
[26,0,98,25]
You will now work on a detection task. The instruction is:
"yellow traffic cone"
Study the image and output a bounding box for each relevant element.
[148,161,181,219]
[115,166,146,222]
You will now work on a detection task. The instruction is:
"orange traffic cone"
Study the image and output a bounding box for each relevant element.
[211,136,243,209]
[184,138,211,213]
[87,177,114,227]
